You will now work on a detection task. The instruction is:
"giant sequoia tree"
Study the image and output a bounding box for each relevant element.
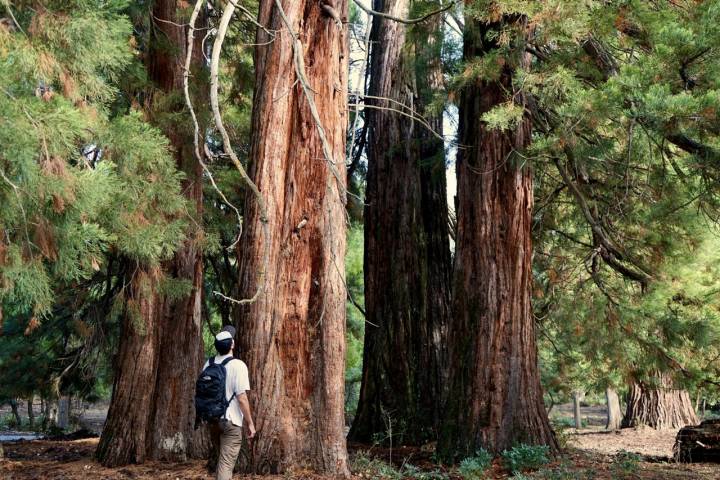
[527,0,720,434]
[233,0,350,475]
[438,10,557,457]
[350,0,452,445]
[97,0,207,465]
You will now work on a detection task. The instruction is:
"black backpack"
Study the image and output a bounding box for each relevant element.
[195,357,234,422]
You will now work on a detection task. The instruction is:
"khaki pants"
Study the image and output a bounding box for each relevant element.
[210,419,243,480]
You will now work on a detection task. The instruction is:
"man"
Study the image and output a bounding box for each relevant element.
[204,325,255,480]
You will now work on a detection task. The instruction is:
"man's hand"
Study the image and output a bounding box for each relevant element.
[237,392,256,439]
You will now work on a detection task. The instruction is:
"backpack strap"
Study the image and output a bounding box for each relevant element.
[209,356,215,366]
[219,357,238,409]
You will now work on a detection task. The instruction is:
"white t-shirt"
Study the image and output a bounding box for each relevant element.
[202,354,250,427]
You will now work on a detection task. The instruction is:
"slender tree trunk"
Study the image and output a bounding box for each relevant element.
[234,1,349,475]
[438,15,557,458]
[573,391,583,429]
[350,0,451,445]
[41,397,49,429]
[9,399,20,427]
[622,374,698,429]
[57,396,70,430]
[27,397,34,428]
[606,387,622,430]
[96,1,208,465]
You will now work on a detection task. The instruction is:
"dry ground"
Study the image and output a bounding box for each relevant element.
[1,435,719,479]
[1,402,719,479]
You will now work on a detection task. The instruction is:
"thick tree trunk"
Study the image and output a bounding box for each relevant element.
[622,375,698,429]
[144,0,208,461]
[97,269,161,466]
[438,16,557,458]
[234,1,349,475]
[606,387,622,430]
[350,0,451,445]
[97,1,208,466]
[573,391,583,429]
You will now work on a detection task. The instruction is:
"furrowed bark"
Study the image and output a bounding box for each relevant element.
[623,374,698,429]
[350,0,451,445]
[97,269,161,466]
[145,0,208,461]
[234,0,349,475]
[438,15,557,458]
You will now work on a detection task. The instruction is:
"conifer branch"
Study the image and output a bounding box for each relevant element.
[352,0,456,25]
[554,154,653,287]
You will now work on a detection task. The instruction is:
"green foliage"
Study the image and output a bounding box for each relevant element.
[345,224,365,416]
[611,451,640,478]
[0,0,187,404]
[502,444,551,474]
[350,452,449,480]
[519,0,720,398]
[458,449,493,479]
[350,452,403,480]
[481,101,526,131]
[533,461,598,480]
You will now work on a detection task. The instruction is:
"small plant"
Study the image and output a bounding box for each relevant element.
[549,420,572,450]
[534,460,597,480]
[0,413,19,430]
[501,444,550,474]
[611,450,640,478]
[350,451,403,479]
[458,449,493,479]
[401,464,449,480]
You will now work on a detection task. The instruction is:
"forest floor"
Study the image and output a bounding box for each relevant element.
[1,403,719,479]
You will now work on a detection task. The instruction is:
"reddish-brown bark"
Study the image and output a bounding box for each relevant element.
[97,0,207,466]
[234,1,349,475]
[96,269,161,466]
[350,0,451,445]
[438,17,557,457]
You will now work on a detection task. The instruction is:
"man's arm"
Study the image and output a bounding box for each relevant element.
[236,392,256,438]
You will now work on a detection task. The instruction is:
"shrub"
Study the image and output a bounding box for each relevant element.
[611,450,640,477]
[458,449,493,479]
[402,464,449,480]
[350,452,402,480]
[351,455,450,480]
[549,420,572,450]
[501,444,550,474]
[0,413,19,430]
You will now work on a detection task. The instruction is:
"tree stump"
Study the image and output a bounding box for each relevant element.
[674,419,720,463]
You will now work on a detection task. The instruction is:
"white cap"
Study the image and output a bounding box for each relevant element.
[215,331,232,341]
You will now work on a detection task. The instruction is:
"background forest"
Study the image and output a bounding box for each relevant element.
[2,0,720,479]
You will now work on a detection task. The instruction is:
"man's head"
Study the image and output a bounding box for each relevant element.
[214,325,237,355]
